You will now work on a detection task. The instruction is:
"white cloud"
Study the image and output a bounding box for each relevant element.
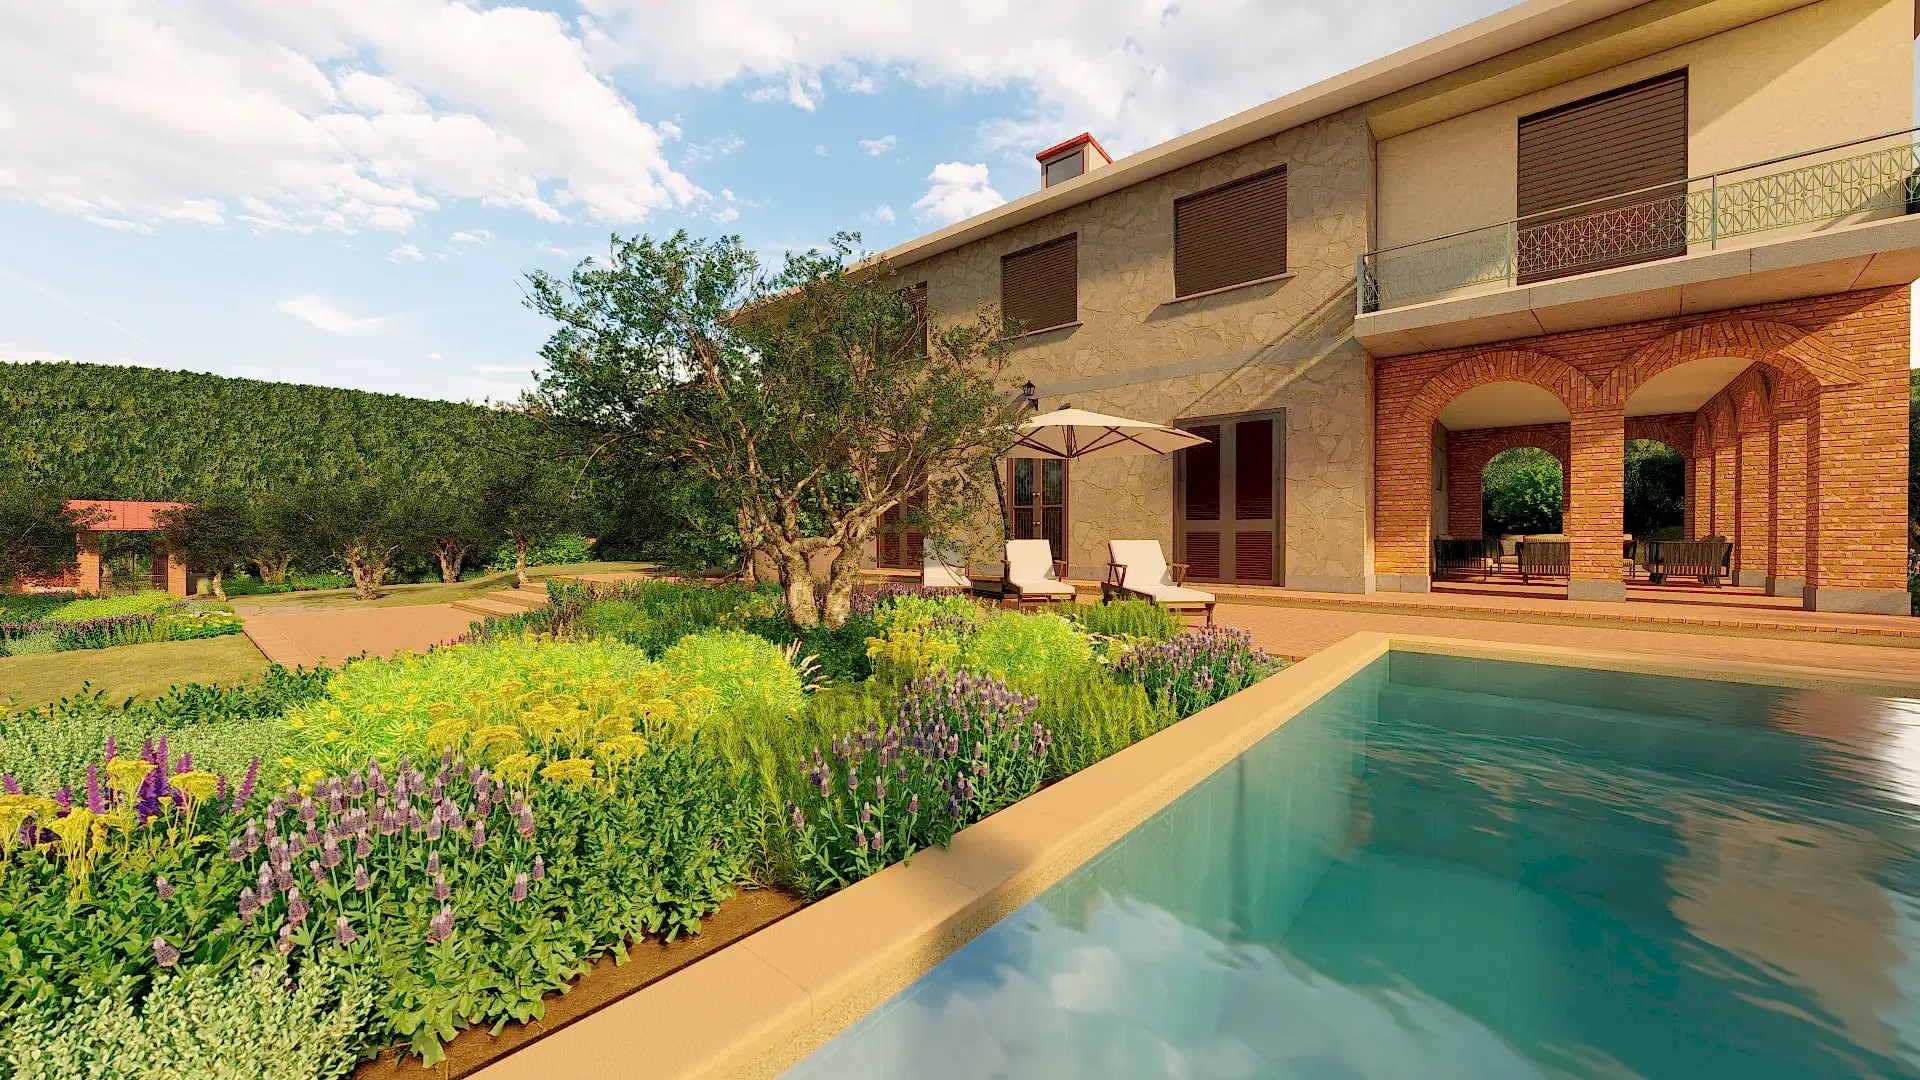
[859,134,897,156]
[470,363,530,373]
[535,241,573,258]
[0,343,80,364]
[0,1,704,234]
[745,70,823,110]
[276,295,396,334]
[861,204,895,225]
[388,242,424,262]
[449,229,489,248]
[578,0,1509,164]
[684,134,745,164]
[911,162,1003,225]
[425,351,443,359]
[812,144,828,156]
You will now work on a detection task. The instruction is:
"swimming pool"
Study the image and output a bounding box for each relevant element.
[780,651,1920,1079]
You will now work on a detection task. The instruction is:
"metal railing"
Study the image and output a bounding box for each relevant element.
[1358,127,1920,314]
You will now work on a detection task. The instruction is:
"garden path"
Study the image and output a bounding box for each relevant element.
[241,604,479,668]
[1218,603,1920,678]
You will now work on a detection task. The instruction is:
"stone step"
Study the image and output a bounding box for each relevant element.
[485,589,551,610]
[451,597,533,618]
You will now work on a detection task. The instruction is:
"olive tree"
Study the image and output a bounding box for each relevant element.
[525,231,1022,627]
[0,476,83,589]
[476,463,576,588]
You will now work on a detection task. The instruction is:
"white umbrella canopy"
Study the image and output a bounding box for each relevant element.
[1005,407,1210,460]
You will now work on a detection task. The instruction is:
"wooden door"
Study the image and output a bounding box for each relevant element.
[1174,412,1284,585]
[1008,459,1069,564]
[876,497,925,569]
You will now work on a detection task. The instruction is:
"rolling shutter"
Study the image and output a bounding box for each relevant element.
[1000,235,1078,333]
[1517,70,1688,282]
[1174,166,1288,297]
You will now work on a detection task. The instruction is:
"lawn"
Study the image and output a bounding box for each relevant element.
[0,632,271,709]
[224,561,652,615]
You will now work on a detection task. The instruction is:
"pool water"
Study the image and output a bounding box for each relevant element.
[781,654,1920,1079]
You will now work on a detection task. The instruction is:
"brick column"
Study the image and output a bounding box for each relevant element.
[1567,404,1626,602]
[1690,423,1713,540]
[1768,409,1808,597]
[1805,380,1908,613]
[155,540,189,597]
[74,530,102,595]
[1711,439,1736,540]
[1736,422,1772,588]
[1448,459,1484,539]
[1374,418,1433,593]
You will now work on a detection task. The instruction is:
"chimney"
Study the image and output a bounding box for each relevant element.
[1036,133,1112,189]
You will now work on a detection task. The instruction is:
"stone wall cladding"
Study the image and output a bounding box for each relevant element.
[1375,286,1910,603]
[900,108,1375,589]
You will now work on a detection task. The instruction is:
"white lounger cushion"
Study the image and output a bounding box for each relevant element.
[1005,539,1074,595]
[921,540,971,589]
[1110,539,1215,603]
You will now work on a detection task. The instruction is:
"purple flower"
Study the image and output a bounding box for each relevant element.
[85,763,104,814]
[353,865,372,892]
[227,836,246,862]
[426,851,441,875]
[334,915,357,946]
[154,875,174,900]
[908,794,920,815]
[426,904,455,944]
[790,804,805,830]
[309,859,325,885]
[276,924,294,956]
[286,887,308,925]
[424,815,443,842]
[470,819,486,850]
[152,936,180,968]
[238,886,260,921]
[431,874,451,902]
[516,802,535,840]
[0,774,17,795]
[511,873,529,904]
[355,834,372,860]
[532,854,545,881]
[320,836,342,868]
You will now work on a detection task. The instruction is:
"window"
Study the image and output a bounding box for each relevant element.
[1043,150,1085,188]
[1000,234,1078,334]
[1173,165,1287,298]
[1516,70,1688,282]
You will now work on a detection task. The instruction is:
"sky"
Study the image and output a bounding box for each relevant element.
[0,1,1913,405]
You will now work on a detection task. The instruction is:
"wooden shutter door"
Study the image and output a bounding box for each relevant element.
[1176,412,1284,585]
[1178,425,1222,580]
[1232,418,1278,584]
[1517,70,1688,283]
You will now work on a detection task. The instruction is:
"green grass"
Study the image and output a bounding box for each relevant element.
[223,561,652,615]
[0,633,271,710]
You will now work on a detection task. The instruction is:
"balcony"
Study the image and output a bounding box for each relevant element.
[1355,129,1920,356]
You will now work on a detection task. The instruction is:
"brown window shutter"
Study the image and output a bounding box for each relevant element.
[1517,70,1688,282]
[1233,532,1274,583]
[1234,418,1273,520]
[1186,532,1221,580]
[1184,425,1222,521]
[1000,235,1077,333]
[1174,166,1287,297]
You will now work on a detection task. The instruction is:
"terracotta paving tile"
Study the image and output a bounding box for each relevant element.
[241,604,480,668]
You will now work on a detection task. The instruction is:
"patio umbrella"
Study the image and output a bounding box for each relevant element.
[993,404,1210,543]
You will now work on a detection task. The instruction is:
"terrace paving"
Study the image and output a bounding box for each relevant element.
[241,604,480,667]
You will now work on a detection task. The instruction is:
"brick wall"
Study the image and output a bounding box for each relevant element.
[1444,422,1569,538]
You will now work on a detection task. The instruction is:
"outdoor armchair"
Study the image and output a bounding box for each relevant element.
[1103,539,1216,624]
[1002,539,1076,605]
[920,539,972,592]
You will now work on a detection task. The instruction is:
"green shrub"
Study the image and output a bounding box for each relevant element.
[659,630,805,724]
[485,532,596,571]
[278,638,660,774]
[287,570,355,592]
[959,611,1094,691]
[1028,669,1177,780]
[0,594,73,622]
[573,580,776,655]
[37,591,179,623]
[0,630,58,657]
[1065,599,1183,643]
[874,594,984,639]
[1114,626,1282,718]
[0,961,374,1080]
[740,613,877,685]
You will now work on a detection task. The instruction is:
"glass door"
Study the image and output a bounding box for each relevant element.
[1174,411,1284,585]
[1008,459,1068,564]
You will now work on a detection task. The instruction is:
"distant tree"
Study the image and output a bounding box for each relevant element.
[1623,439,1686,538]
[155,495,253,598]
[406,490,493,584]
[242,490,307,587]
[301,484,412,600]
[477,463,577,588]
[1481,447,1563,536]
[0,476,83,588]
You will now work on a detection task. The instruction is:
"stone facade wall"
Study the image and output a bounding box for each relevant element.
[1374,286,1910,612]
[900,108,1376,591]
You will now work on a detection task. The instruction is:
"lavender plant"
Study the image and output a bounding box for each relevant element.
[1112,625,1282,717]
[788,670,1049,899]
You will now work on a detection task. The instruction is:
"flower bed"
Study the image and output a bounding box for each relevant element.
[0,581,1282,1078]
[0,591,244,657]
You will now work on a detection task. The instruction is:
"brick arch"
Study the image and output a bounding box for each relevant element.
[1444,423,1570,539]
[1612,318,1864,404]
[1407,349,1590,430]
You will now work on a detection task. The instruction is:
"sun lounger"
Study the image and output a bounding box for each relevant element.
[1002,539,1075,606]
[1103,539,1216,624]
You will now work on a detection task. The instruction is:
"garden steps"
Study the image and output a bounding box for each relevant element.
[451,596,536,618]
[482,588,550,610]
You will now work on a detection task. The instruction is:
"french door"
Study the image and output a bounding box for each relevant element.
[1008,459,1068,564]
[1174,411,1284,585]
[876,497,925,569]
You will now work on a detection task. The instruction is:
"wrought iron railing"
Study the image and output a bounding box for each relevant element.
[1359,127,1920,314]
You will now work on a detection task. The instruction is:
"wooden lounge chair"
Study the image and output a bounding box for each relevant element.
[1002,539,1076,606]
[919,539,971,592]
[1103,539,1216,624]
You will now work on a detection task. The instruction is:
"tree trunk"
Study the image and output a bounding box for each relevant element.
[436,546,463,583]
[515,537,529,588]
[211,569,226,600]
[253,554,295,587]
[779,546,819,627]
[820,541,864,628]
[346,543,386,600]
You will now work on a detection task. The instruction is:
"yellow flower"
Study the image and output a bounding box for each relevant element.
[104,758,155,797]
[593,714,636,740]
[594,734,647,764]
[0,795,56,851]
[286,716,307,731]
[426,716,471,750]
[469,724,526,759]
[172,770,220,801]
[495,753,542,786]
[540,758,599,786]
[46,807,98,859]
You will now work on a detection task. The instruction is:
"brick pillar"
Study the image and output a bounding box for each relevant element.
[1805,380,1909,613]
[1680,452,1694,540]
[1711,438,1736,540]
[1690,423,1713,541]
[75,530,103,595]
[1736,422,1771,588]
[155,539,189,597]
[1448,454,1484,539]
[1769,409,1808,597]
[1567,404,1626,602]
[1374,418,1433,593]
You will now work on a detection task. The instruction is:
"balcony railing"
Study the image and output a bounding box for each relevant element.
[1358,128,1920,315]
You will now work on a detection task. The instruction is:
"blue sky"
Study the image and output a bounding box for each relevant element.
[1,0,1911,403]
